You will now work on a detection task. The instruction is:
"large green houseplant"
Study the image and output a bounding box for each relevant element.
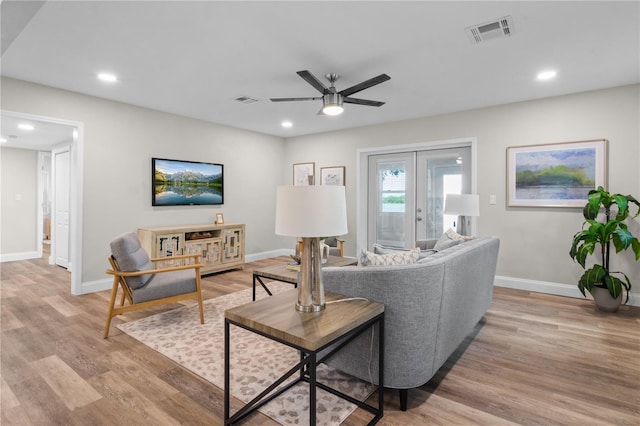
[569,187,640,310]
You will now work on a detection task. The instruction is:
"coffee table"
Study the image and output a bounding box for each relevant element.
[252,255,357,301]
[224,289,384,425]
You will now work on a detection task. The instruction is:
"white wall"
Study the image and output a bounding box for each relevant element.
[0,147,38,259]
[1,77,288,290]
[2,77,638,301]
[284,84,640,298]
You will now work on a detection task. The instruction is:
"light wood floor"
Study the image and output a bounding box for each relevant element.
[1,248,639,425]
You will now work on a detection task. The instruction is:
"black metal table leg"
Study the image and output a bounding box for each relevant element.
[252,275,273,301]
[224,319,230,424]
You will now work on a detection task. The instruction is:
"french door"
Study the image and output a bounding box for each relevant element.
[367,147,471,249]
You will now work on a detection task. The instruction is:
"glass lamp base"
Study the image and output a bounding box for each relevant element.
[295,302,325,312]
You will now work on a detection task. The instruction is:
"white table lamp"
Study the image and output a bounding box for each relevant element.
[444,193,480,236]
[275,185,348,312]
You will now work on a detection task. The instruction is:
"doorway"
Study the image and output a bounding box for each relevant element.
[357,138,477,251]
[1,110,84,294]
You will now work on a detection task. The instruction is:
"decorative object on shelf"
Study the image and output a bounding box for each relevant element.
[569,186,640,312]
[293,162,315,186]
[285,262,301,271]
[443,193,479,236]
[320,166,345,186]
[275,185,348,312]
[507,139,607,207]
[215,212,224,224]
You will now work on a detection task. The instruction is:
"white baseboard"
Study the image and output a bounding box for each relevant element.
[494,275,640,307]
[80,278,112,294]
[245,249,293,262]
[0,251,40,262]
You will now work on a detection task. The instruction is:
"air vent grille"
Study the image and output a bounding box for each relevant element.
[234,96,259,104]
[465,15,514,44]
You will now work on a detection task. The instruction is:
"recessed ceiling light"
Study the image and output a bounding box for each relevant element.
[98,72,118,83]
[18,123,35,131]
[281,121,293,128]
[537,70,557,81]
[0,137,7,143]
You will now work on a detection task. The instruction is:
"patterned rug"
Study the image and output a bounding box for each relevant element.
[118,282,374,425]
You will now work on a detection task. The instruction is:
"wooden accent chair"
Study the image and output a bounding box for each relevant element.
[297,237,344,258]
[323,237,344,257]
[104,232,205,338]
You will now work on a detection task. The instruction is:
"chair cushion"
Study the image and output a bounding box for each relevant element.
[110,232,154,289]
[131,269,197,303]
[324,237,338,247]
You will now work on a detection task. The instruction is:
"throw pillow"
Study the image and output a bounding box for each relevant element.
[373,242,436,259]
[433,228,467,251]
[359,247,420,266]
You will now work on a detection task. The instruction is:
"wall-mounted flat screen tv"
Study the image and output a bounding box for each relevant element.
[152,157,223,206]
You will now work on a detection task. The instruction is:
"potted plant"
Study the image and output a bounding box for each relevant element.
[569,186,640,312]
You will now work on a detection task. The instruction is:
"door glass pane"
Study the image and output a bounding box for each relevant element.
[416,147,470,240]
[442,174,462,231]
[377,162,405,246]
[368,153,415,249]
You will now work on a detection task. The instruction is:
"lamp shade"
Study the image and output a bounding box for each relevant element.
[275,185,348,237]
[443,193,480,217]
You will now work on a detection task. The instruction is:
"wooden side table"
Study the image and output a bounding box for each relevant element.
[251,255,358,301]
[224,289,384,425]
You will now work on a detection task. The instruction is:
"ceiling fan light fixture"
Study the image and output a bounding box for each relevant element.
[322,93,344,116]
[323,104,344,116]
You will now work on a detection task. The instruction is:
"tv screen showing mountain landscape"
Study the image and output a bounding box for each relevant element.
[152,158,223,206]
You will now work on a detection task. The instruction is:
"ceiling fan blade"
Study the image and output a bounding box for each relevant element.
[343,97,385,107]
[297,70,329,94]
[339,73,390,97]
[270,97,321,102]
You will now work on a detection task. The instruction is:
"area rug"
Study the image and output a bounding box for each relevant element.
[118,282,374,425]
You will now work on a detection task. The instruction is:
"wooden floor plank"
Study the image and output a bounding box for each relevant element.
[86,370,182,425]
[31,355,103,410]
[43,294,83,317]
[1,248,639,425]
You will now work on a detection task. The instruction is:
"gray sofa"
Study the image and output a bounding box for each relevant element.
[322,236,500,410]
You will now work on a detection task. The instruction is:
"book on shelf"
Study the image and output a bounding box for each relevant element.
[286,262,300,271]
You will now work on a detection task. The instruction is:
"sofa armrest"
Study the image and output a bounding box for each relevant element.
[322,262,445,388]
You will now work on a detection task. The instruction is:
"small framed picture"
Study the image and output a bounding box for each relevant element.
[293,162,315,186]
[215,212,224,224]
[320,166,345,186]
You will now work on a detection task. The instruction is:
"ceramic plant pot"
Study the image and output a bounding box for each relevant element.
[591,286,623,313]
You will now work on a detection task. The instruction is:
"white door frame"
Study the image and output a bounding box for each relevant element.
[2,110,84,295]
[36,151,50,259]
[356,137,477,254]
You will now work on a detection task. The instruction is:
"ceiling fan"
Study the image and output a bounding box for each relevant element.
[270,70,391,116]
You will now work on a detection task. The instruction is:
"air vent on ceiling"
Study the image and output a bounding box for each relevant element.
[234,95,259,104]
[465,15,514,44]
